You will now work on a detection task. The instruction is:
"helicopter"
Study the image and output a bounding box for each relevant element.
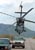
[0,2,35,35]
[14,4,34,34]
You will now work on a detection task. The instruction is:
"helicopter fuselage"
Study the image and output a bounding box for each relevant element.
[16,18,24,26]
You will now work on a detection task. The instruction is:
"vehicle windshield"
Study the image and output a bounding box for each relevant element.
[0,39,9,44]
[14,37,24,40]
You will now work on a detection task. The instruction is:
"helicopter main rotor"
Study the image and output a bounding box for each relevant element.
[0,2,35,35]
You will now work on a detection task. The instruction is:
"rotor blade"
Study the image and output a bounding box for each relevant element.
[24,19,35,23]
[7,22,16,30]
[22,8,34,18]
[12,22,16,25]
[15,12,26,14]
[0,12,16,18]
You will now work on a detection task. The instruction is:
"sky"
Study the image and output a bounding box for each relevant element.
[0,0,35,31]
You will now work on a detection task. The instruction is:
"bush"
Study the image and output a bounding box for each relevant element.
[0,34,14,40]
[32,37,35,39]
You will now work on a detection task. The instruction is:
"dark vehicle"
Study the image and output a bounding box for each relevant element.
[12,37,25,48]
[0,38,11,50]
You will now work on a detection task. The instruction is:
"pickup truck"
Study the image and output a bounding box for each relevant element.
[12,36,25,48]
[0,38,11,50]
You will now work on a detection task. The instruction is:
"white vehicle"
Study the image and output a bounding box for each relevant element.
[0,38,11,50]
[12,37,25,48]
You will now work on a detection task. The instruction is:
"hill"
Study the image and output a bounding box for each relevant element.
[0,23,35,38]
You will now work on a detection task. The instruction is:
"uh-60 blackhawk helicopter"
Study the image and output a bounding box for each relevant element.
[0,2,35,35]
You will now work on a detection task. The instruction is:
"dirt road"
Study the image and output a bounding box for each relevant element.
[12,38,35,50]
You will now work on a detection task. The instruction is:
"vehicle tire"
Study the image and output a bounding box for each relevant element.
[12,45,15,48]
[22,46,25,48]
